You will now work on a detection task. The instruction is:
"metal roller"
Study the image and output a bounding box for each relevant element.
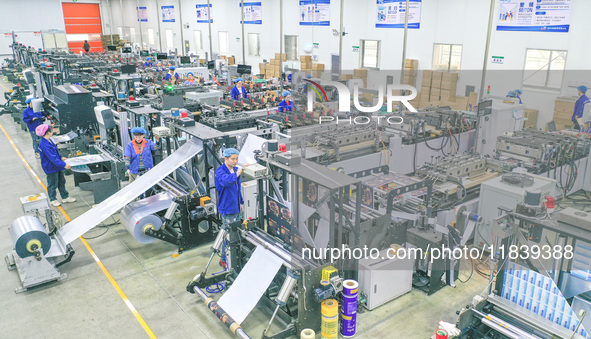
[120,192,175,244]
[9,215,51,258]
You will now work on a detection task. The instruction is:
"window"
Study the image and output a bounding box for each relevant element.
[285,35,298,61]
[522,49,567,89]
[218,31,229,54]
[360,40,380,69]
[129,27,136,43]
[432,44,462,71]
[194,30,202,50]
[248,33,260,57]
[117,26,123,37]
[147,28,155,45]
[165,29,174,51]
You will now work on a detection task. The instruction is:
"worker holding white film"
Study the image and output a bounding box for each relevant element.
[124,127,159,183]
[215,148,249,227]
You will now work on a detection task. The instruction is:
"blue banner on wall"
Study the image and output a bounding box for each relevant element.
[299,0,330,26]
[375,0,421,29]
[496,0,572,32]
[137,7,147,22]
[196,4,212,23]
[161,5,175,23]
[240,2,262,24]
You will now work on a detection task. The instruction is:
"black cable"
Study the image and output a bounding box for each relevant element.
[458,258,474,283]
[83,228,109,239]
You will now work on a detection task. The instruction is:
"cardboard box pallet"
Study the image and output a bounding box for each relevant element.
[524,109,538,129]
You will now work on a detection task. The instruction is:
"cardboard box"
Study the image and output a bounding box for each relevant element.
[300,55,312,63]
[312,63,325,71]
[259,63,267,71]
[342,74,353,80]
[405,59,419,69]
[431,77,442,89]
[421,86,431,96]
[404,75,416,85]
[301,62,311,69]
[312,70,323,78]
[524,109,539,129]
[442,72,459,81]
[275,53,287,61]
[432,71,443,81]
[354,68,368,78]
[454,96,469,110]
[467,92,478,111]
[430,92,440,102]
[440,89,456,101]
[228,56,235,65]
[440,80,457,90]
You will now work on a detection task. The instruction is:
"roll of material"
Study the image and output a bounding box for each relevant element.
[341,293,358,316]
[300,329,315,339]
[10,215,51,258]
[435,329,448,339]
[340,312,357,338]
[342,279,359,296]
[120,192,175,244]
[320,279,330,286]
[321,299,339,339]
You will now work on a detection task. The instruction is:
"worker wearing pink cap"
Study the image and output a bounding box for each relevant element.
[36,124,76,207]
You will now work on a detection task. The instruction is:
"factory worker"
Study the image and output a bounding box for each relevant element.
[506,90,518,101]
[572,86,590,130]
[215,148,249,227]
[184,72,197,85]
[164,66,179,84]
[22,97,44,158]
[278,91,295,113]
[143,57,153,68]
[83,40,90,54]
[36,124,75,207]
[156,62,163,72]
[230,78,248,100]
[514,89,523,104]
[124,127,159,183]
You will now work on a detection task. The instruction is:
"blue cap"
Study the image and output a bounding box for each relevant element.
[169,66,176,70]
[306,75,312,79]
[578,86,588,93]
[25,97,35,104]
[235,78,244,83]
[187,72,194,77]
[131,127,147,135]
[282,91,291,97]
[515,89,523,95]
[507,91,517,98]
[223,148,240,157]
[146,57,151,60]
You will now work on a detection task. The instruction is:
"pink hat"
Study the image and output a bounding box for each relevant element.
[35,124,49,136]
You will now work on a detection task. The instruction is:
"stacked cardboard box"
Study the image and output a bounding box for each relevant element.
[300,55,312,70]
[552,97,576,130]
[101,34,120,49]
[220,55,236,65]
[404,59,418,86]
[353,68,368,87]
[524,109,539,129]
[440,72,458,102]
[311,63,325,78]
[275,53,287,62]
[420,71,432,106]
[259,62,267,77]
[341,73,353,81]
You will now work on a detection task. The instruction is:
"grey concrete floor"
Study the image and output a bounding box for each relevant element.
[0,78,489,339]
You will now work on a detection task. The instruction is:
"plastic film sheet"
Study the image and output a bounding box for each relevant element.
[65,154,111,167]
[50,131,78,143]
[58,138,204,245]
[120,192,175,244]
[217,246,284,324]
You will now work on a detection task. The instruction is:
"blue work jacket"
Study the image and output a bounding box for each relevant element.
[278,100,295,113]
[230,86,248,100]
[572,94,590,121]
[39,137,66,174]
[215,163,244,216]
[22,107,44,132]
[124,139,157,174]
[164,72,179,82]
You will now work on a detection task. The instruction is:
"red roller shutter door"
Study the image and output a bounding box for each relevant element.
[62,3,104,53]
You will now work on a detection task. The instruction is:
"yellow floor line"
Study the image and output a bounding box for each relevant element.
[0,121,157,338]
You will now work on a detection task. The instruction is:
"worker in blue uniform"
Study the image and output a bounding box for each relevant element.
[215,148,249,227]
[36,124,76,207]
[572,86,590,130]
[184,72,197,85]
[164,66,179,84]
[514,89,523,104]
[22,97,45,158]
[124,127,159,183]
[278,91,295,113]
[143,57,153,67]
[230,78,248,100]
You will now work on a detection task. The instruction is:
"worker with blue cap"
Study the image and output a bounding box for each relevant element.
[164,66,179,84]
[215,148,250,227]
[143,57,153,68]
[22,97,45,158]
[514,89,523,104]
[230,78,248,100]
[278,91,295,113]
[124,127,160,183]
[572,86,590,130]
[184,72,197,85]
[36,124,75,207]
